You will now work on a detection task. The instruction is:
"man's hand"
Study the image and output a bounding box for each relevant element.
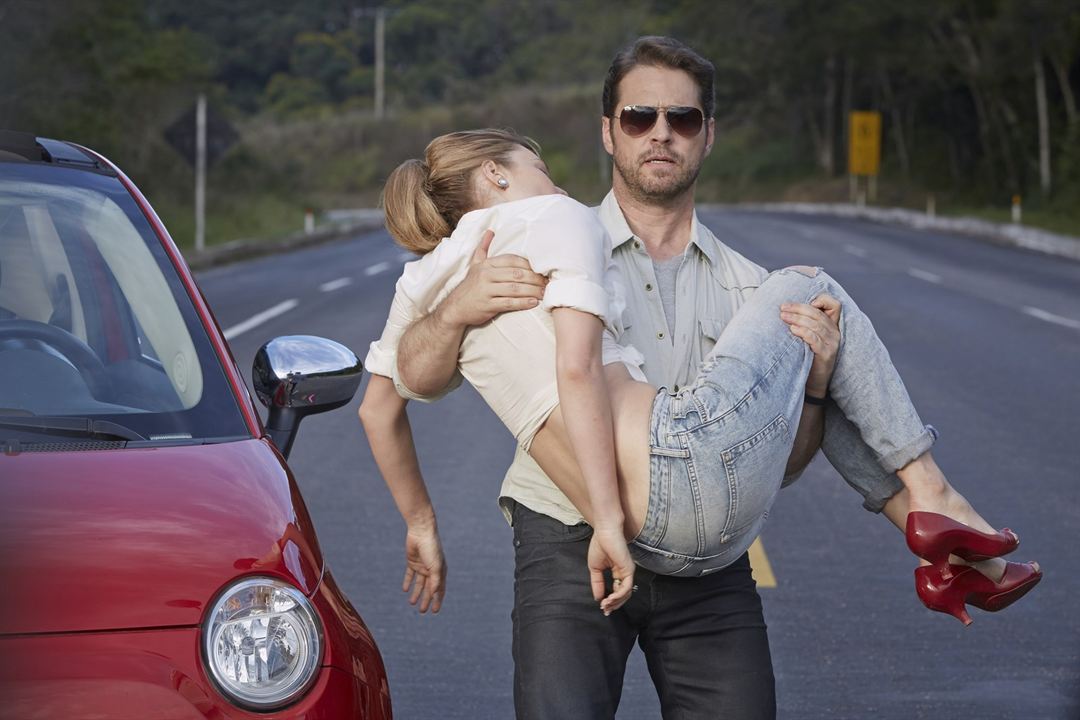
[781,294,841,398]
[402,523,447,614]
[588,526,636,616]
[440,229,548,328]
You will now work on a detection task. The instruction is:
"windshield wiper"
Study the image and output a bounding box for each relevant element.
[0,416,147,441]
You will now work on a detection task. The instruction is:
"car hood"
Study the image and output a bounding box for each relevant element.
[0,438,324,635]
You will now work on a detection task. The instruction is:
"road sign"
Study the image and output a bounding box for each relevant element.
[848,111,881,176]
[164,100,238,168]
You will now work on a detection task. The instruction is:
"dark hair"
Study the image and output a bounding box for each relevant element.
[382,129,540,254]
[602,36,715,119]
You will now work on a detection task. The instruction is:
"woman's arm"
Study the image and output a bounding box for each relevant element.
[358,374,446,613]
[551,307,634,614]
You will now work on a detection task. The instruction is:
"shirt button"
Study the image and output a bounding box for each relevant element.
[645,283,653,291]
[674,384,680,392]
[634,241,642,250]
[657,331,665,339]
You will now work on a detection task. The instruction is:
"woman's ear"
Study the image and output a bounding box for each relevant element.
[480,159,508,190]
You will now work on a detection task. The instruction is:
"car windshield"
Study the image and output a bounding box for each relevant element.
[0,161,249,444]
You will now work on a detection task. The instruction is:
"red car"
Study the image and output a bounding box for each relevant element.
[0,131,392,719]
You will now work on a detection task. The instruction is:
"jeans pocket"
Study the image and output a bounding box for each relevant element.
[719,414,791,540]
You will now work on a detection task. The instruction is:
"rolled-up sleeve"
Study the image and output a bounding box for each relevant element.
[525,197,612,322]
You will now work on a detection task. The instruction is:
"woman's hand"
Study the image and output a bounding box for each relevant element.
[588,526,636,615]
[402,524,447,614]
[781,294,841,398]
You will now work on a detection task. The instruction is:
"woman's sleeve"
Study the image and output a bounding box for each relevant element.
[365,277,463,401]
[524,197,612,322]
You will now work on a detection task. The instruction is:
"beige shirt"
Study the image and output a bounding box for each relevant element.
[495,191,768,525]
[366,194,645,451]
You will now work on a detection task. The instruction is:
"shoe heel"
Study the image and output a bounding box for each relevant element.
[914,566,974,626]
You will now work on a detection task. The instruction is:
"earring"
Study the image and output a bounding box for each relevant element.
[497,177,509,188]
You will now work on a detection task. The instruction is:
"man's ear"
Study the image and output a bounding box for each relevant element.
[704,117,716,157]
[601,117,614,156]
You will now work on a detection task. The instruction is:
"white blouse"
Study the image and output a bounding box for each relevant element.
[366,193,646,450]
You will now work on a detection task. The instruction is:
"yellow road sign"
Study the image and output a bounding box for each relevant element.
[848,111,882,176]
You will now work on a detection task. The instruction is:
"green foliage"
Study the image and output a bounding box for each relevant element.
[9,0,1080,243]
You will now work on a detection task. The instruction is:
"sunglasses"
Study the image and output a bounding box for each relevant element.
[616,105,705,138]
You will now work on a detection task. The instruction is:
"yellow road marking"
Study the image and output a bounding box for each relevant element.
[748,537,776,588]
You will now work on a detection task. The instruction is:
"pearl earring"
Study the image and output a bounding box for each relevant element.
[497,177,509,188]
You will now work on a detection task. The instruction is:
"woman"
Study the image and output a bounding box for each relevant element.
[360,129,1040,624]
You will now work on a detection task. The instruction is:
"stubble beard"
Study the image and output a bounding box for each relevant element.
[611,140,705,205]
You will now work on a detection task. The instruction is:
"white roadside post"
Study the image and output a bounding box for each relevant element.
[195,93,207,253]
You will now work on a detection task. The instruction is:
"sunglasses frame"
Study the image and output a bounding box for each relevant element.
[616,105,706,138]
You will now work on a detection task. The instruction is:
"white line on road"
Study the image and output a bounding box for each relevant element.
[1022,306,1080,331]
[843,244,868,258]
[365,261,392,276]
[319,277,353,292]
[223,299,299,340]
[398,252,415,263]
[907,268,942,284]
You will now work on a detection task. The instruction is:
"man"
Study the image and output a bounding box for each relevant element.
[391,37,860,719]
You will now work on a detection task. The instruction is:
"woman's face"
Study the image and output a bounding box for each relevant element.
[497,147,567,202]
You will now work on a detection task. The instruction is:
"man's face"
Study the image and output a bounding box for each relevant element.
[602,65,714,204]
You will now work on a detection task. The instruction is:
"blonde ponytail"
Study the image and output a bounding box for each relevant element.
[382,159,449,254]
[382,129,541,255]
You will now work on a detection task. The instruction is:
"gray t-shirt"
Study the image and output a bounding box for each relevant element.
[651,254,683,338]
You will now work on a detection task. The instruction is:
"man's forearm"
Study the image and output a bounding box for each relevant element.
[786,402,824,476]
[396,302,467,396]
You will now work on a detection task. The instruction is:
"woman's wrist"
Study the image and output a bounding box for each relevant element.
[405,508,438,532]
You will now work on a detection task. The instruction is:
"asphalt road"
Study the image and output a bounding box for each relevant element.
[197,210,1080,720]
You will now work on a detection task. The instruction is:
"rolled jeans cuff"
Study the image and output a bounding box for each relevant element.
[878,424,939,476]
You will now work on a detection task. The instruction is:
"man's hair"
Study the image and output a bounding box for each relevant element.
[602,36,715,119]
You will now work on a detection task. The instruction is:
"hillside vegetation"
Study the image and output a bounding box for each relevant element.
[5,0,1079,246]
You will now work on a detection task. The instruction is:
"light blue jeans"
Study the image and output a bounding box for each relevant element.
[630,268,936,577]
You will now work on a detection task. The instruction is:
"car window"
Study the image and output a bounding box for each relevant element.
[0,162,249,444]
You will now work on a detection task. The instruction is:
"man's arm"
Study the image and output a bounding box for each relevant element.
[781,294,841,475]
[396,230,547,396]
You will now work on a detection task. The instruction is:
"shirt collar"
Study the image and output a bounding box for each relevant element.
[598,189,720,266]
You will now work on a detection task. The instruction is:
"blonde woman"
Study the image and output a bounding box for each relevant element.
[359,129,1039,624]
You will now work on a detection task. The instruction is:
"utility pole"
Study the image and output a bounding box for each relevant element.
[353,6,390,120]
[375,6,386,120]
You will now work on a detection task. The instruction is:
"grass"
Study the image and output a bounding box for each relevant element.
[150,192,315,251]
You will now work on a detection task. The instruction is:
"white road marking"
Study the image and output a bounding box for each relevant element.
[365,261,392,276]
[1022,306,1080,330]
[843,244,868,258]
[398,252,415,263]
[319,277,353,292]
[223,299,299,340]
[907,268,942,284]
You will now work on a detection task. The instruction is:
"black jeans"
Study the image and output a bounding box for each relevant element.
[511,502,776,720]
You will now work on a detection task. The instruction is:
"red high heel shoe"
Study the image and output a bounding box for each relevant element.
[906,511,1019,571]
[914,561,1042,626]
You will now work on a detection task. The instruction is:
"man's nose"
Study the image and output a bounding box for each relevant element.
[650,112,674,141]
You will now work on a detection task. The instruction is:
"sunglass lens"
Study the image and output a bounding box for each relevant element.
[620,107,659,137]
[666,107,704,137]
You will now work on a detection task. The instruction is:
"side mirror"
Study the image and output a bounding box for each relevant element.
[252,335,363,459]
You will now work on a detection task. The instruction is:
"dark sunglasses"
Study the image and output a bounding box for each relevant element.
[616,105,705,138]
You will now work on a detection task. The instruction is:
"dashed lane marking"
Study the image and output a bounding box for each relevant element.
[843,245,868,258]
[365,261,392,276]
[907,268,942,284]
[319,277,353,292]
[1023,306,1080,330]
[223,299,299,341]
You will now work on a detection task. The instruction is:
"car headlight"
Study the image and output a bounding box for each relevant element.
[203,577,323,710]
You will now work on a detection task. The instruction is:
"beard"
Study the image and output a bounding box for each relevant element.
[611,141,704,203]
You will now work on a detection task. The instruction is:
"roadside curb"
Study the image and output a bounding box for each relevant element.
[713,202,1080,262]
[183,214,387,271]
